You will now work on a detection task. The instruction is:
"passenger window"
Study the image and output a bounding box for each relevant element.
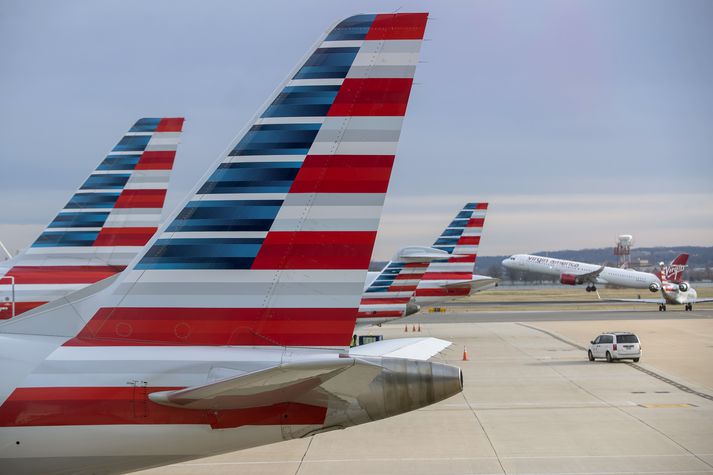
[602,335,613,344]
[593,336,601,344]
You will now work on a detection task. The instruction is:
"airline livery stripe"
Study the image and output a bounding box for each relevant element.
[2,266,125,285]
[251,231,376,270]
[93,227,158,247]
[65,307,358,346]
[0,387,325,428]
[114,189,167,209]
[289,155,395,193]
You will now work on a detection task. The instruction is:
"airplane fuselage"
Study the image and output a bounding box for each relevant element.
[503,254,660,290]
[660,282,698,305]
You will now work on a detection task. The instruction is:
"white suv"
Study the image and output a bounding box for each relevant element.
[588,332,641,363]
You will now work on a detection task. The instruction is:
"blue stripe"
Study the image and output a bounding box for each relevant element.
[455,210,473,219]
[433,246,455,254]
[293,47,360,80]
[439,228,464,237]
[48,212,110,229]
[167,200,283,232]
[325,14,376,41]
[97,154,141,171]
[129,118,161,133]
[434,237,460,246]
[262,85,340,118]
[80,174,131,190]
[136,238,263,270]
[463,203,478,210]
[198,162,302,194]
[230,123,321,156]
[113,135,151,152]
[447,219,469,228]
[32,231,99,248]
[64,192,120,209]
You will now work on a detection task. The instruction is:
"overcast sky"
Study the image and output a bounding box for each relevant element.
[1,0,711,260]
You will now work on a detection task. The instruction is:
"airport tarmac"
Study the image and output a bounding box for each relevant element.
[137,310,713,475]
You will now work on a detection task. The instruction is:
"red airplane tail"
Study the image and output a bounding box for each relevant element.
[663,253,688,283]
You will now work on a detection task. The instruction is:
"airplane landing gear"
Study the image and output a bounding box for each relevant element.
[585,284,597,293]
[658,304,667,312]
[685,303,693,311]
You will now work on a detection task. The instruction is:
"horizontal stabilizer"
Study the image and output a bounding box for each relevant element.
[149,358,380,410]
[349,337,451,360]
[442,277,499,291]
[396,247,455,263]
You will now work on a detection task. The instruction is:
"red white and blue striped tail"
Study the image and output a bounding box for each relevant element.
[1,14,429,349]
[0,118,184,318]
[414,202,489,303]
[357,246,450,326]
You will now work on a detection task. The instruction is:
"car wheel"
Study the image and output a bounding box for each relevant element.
[588,350,594,361]
[633,358,640,362]
[606,351,613,363]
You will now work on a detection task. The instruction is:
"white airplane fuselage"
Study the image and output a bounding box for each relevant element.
[503,254,660,290]
[660,282,698,305]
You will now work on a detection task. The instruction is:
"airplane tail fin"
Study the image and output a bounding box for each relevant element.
[358,246,450,324]
[415,202,488,300]
[664,253,689,283]
[1,14,428,350]
[0,118,183,317]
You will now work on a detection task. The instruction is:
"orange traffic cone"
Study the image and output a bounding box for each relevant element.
[404,325,408,332]
[462,346,469,361]
[417,324,421,332]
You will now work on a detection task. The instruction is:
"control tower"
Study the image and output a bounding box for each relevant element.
[614,234,633,268]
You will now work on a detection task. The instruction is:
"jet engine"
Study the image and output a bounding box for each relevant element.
[559,274,581,285]
[678,282,689,292]
[649,282,660,292]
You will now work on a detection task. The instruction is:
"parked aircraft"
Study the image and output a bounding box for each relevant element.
[502,253,660,292]
[0,13,463,475]
[0,118,183,318]
[604,254,713,311]
[357,202,497,325]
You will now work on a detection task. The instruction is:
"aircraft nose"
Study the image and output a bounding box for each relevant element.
[501,258,511,267]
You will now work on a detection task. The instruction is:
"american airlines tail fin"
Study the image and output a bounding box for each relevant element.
[415,202,488,301]
[357,246,450,325]
[0,118,183,317]
[664,253,688,283]
[1,14,428,349]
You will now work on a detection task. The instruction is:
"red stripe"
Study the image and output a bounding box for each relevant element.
[467,218,485,227]
[475,203,488,210]
[65,307,358,347]
[457,236,480,245]
[356,311,402,318]
[156,117,185,132]
[421,272,473,281]
[2,265,124,285]
[387,285,417,292]
[0,387,325,428]
[289,155,395,193]
[136,151,176,170]
[0,301,47,319]
[365,13,428,40]
[251,231,376,270]
[327,78,413,117]
[415,288,469,297]
[114,189,166,209]
[93,227,157,246]
[360,297,410,305]
[393,273,425,280]
[447,255,476,263]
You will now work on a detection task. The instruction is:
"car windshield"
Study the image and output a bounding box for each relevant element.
[617,335,639,343]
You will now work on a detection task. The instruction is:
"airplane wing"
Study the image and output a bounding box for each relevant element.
[570,265,606,283]
[692,298,713,303]
[602,298,666,304]
[149,358,378,410]
[349,337,452,360]
[150,337,452,411]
